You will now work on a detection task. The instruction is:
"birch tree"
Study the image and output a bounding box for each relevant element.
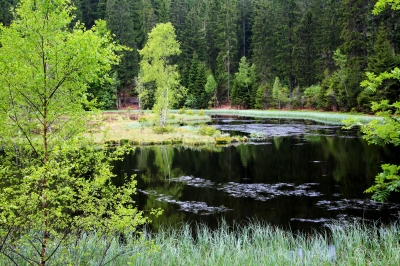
[139,22,181,127]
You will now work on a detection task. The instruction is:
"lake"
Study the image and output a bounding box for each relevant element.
[114,116,400,232]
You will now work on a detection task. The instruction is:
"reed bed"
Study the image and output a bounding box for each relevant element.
[204,109,380,125]
[2,221,399,265]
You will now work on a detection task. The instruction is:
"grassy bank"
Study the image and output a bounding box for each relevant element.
[3,221,399,265]
[87,111,217,146]
[86,109,380,147]
[204,109,380,125]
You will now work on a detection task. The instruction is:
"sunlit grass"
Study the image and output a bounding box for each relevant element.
[84,109,380,146]
[85,111,215,146]
[2,221,399,265]
[204,109,380,125]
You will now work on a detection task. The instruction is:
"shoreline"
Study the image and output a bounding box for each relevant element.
[87,109,379,147]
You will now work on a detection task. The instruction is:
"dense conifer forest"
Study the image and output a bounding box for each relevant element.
[1,0,399,111]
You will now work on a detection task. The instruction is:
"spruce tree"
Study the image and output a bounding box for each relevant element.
[366,26,400,103]
[106,0,139,97]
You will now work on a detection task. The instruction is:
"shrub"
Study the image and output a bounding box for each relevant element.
[215,137,231,144]
[152,125,175,134]
[198,124,220,136]
[197,109,206,116]
[185,110,195,115]
[177,107,186,114]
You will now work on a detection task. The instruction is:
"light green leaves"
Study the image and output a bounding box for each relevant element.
[0,0,150,263]
[365,164,400,202]
[373,0,400,15]
[138,22,181,127]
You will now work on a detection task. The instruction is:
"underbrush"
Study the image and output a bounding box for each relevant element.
[2,221,399,265]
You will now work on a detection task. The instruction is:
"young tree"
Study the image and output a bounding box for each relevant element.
[205,74,219,108]
[232,56,254,108]
[272,77,288,109]
[254,84,268,109]
[0,0,149,264]
[139,22,181,127]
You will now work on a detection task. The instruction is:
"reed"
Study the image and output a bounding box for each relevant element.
[204,110,380,125]
[2,221,399,265]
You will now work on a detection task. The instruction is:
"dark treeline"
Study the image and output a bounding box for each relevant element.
[2,0,400,111]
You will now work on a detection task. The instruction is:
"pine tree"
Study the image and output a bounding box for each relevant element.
[251,0,274,83]
[106,0,139,94]
[340,0,376,109]
[195,62,208,108]
[366,26,400,103]
[294,9,318,87]
[133,0,156,50]
[153,0,171,23]
[215,0,239,103]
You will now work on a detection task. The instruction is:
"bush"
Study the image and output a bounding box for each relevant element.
[177,107,186,114]
[197,109,206,116]
[152,125,175,134]
[198,124,220,136]
[303,85,322,109]
[215,137,231,144]
[185,110,195,115]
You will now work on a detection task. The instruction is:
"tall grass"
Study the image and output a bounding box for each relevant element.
[204,110,380,125]
[2,221,399,265]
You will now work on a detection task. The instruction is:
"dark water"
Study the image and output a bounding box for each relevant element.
[114,116,400,232]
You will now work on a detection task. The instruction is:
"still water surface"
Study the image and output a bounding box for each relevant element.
[114,116,400,232]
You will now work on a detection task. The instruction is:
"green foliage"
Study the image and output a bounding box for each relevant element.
[139,22,181,127]
[106,0,139,88]
[138,116,149,132]
[152,125,175,134]
[185,110,195,115]
[361,28,400,106]
[373,0,400,14]
[185,54,208,109]
[215,137,231,144]
[254,84,268,109]
[198,124,220,136]
[272,77,289,109]
[177,106,186,114]
[365,164,400,202]
[205,74,219,108]
[197,109,206,116]
[0,0,150,263]
[348,100,400,201]
[355,0,400,201]
[88,71,119,110]
[232,56,255,108]
[303,85,322,109]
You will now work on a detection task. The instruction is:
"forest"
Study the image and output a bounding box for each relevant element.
[2,0,399,112]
